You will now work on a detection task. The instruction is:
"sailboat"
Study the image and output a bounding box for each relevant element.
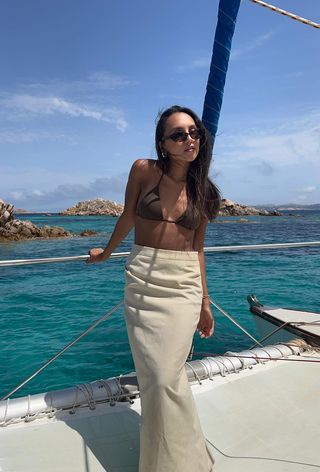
[1,1,320,471]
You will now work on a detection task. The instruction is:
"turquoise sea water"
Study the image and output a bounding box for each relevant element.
[1,211,319,399]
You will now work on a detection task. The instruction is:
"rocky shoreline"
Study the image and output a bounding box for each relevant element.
[0,199,71,242]
[0,196,281,242]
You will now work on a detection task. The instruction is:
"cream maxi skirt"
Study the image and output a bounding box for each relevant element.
[124,244,214,472]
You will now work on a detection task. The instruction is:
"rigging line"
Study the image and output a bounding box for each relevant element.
[250,320,293,348]
[205,437,320,469]
[209,297,263,347]
[0,300,124,401]
[249,0,320,29]
[194,352,320,364]
[249,319,320,349]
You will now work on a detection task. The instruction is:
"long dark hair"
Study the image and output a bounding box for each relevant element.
[155,105,221,220]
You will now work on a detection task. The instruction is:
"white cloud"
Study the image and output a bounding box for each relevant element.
[293,185,318,204]
[84,71,134,90]
[9,191,24,201]
[0,129,75,144]
[231,31,275,60]
[1,166,90,197]
[0,71,132,133]
[176,31,275,72]
[176,57,210,73]
[31,189,45,196]
[0,94,128,132]
[301,186,316,193]
[115,118,128,132]
[4,175,128,211]
[4,94,99,119]
[25,71,134,94]
[217,112,320,168]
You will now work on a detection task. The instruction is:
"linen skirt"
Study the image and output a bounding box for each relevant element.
[124,244,214,472]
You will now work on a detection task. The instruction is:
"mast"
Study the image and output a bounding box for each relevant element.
[202,0,241,142]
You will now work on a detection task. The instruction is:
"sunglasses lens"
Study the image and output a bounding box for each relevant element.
[189,129,202,140]
[166,128,203,142]
[169,132,187,142]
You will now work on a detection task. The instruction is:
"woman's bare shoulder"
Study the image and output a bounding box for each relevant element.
[131,159,161,179]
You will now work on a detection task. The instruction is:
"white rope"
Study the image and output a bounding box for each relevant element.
[284,339,320,354]
[211,357,229,376]
[0,399,9,426]
[249,0,320,29]
[25,395,32,422]
[70,384,96,414]
[0,390,137,427]
[224,352,242,372]
[197,359,212,380]
[99,379,121,406]
[185,362,202,384]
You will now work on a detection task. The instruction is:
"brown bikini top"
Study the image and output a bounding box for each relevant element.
[136,172,201,230]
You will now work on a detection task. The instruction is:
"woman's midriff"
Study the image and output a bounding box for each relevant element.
[134,216,195,251]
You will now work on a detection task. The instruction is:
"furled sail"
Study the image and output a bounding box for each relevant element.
[202,0,241,141]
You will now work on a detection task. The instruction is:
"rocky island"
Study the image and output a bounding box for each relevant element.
[60,197,280,217]
[0,199,71,242]
[61,198,123,216]
[219,199,281,216]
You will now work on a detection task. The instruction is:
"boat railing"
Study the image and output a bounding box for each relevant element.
[1,241,320,267]
[1,241,320,401]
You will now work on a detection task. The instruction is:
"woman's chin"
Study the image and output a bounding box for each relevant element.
[184,152,198,161]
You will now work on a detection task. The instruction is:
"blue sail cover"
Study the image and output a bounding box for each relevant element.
[202,0,241,141]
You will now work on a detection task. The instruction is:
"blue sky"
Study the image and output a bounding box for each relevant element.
[0,0,319,211]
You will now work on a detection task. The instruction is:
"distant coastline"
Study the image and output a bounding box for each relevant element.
[276,205,320,211]
[256,203,320,211]
[15,212,58,216]
[15,197,320,216]
[14,201,320,215]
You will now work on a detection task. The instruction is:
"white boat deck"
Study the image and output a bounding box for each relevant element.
[1,349,320,471]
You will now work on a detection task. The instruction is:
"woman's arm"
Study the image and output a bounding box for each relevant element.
[193,218,214,338]
[87,159,145,263]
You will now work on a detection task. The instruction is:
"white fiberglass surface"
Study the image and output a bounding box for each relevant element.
[0,356,319,472]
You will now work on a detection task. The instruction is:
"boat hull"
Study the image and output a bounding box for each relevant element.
[248,295,320,346]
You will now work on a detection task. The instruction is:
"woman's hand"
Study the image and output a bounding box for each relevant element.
[86,247,105,264]
[197,300,214,339]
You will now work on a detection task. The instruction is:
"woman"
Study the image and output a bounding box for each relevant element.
[87,105,220,472]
